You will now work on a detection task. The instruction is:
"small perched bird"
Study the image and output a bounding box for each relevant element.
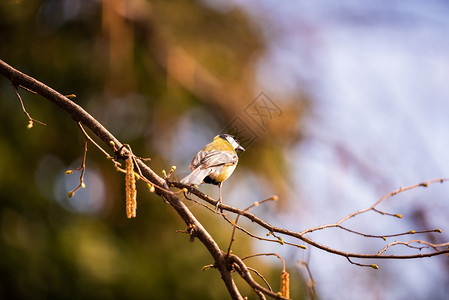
[181,134,245,207]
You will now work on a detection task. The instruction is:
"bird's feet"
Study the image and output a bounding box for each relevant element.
[215,198,222,211]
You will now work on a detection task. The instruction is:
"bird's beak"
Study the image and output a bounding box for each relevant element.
[237,145,245,151]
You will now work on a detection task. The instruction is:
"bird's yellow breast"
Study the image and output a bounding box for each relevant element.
[213,164,237,183]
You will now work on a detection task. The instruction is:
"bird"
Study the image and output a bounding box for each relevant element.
[180,134,245,208]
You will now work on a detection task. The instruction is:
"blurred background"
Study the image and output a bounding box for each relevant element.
[1,0,449,299]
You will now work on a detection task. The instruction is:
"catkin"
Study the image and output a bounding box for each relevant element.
[280,270,290,298]
[125,156,137,218]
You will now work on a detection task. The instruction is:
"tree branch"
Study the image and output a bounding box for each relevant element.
[0,58,244,299]
[170,181,449,260]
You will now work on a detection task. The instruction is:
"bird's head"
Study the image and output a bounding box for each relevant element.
[218,134,245,151]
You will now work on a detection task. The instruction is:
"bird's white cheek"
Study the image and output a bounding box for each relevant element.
[226,137,240,149]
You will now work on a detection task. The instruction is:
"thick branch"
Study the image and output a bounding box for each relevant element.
[0,58,243,300]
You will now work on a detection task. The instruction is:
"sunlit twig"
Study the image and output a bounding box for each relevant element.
[299,261,316,300]
[170,180,449,261]
[14,85,46,128]
[66,138,87,197]
[226,196,278,256]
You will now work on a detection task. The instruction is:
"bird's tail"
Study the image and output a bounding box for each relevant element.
[180,167,211,185]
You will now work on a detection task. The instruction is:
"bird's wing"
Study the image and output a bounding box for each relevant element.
[190,150,238,171]
[180,167,213,185]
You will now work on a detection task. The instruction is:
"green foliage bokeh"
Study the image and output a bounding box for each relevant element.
[0,0,306,299]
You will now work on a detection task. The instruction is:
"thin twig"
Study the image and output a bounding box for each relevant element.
[78,122,113,159]
[346,257,379,269]
[337,225,442,240]
[183,190,227,216]
[299,261,316,300]
[301,178,449,236]
[170,180,449,260]
[243,253,286,272]
[376,239,449,256]
[231,254,289,299]
[18,84,38,94]
[66,138,88,197]
[226,196,278,256]
[13,85,46,127]
[247,267,273,292]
